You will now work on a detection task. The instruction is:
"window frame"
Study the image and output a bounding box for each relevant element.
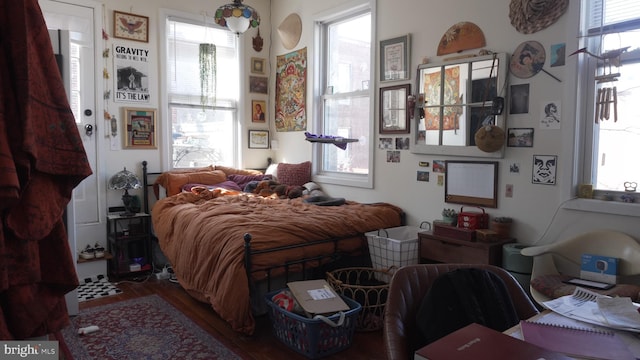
[312,0,376,188]
[159,9,241,171]
[576,1,640,197]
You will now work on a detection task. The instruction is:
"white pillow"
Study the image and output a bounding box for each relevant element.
[265,163,279,181]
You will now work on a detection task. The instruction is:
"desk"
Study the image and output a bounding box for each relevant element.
[506,310,640,358]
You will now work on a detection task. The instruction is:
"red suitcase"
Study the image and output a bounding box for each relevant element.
[457,206,489,230]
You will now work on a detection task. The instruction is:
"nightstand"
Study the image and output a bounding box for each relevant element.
[106,213,152,279]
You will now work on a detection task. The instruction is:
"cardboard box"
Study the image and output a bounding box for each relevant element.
[287,280,349,316]
[580,254,619,284]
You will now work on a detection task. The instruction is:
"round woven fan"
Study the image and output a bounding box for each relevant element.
[437,22,486,56]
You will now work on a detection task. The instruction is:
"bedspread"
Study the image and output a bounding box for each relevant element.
[152,190,403,334]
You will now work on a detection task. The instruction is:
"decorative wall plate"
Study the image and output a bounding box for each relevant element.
[437,22,486,56]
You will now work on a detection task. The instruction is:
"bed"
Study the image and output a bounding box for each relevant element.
[143,161,405,335]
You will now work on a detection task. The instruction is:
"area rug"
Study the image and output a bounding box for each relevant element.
[60,294,244,359]
[77,275,122,302]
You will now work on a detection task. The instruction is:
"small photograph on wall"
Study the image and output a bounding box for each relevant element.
[387,150,400,163]
[395,137,410,150]
[433,160,445,173]
[510,162,520,174]
[532,155,557,185]
[550,43,566,67]
[540,100,561,129]
[510,84,529,114]
[507,128,534,147]
[379,137,393,149]
[417,171,429,182]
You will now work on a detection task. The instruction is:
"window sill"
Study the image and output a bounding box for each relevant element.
[562,198,640,217]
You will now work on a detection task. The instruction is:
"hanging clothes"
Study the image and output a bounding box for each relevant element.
[0,0,92,339]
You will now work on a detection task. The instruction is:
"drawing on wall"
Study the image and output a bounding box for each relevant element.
[532,155,557,185]
[540,100,561,129]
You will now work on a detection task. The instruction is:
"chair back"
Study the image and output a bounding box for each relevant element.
[521,230,640,304]
[383,263,538,360]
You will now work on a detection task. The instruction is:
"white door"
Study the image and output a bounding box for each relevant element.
[40,0,104,315]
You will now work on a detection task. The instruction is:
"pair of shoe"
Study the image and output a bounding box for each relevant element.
[79,243,105,260]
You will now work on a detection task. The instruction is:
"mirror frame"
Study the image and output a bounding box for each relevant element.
[411,52,509,158]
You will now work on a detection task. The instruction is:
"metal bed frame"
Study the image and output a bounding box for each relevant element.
[141,160,369,300]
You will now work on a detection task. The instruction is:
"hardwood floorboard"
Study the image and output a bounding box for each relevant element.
[79,276,386,360]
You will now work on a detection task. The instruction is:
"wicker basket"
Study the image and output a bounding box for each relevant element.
[326,267,392,331]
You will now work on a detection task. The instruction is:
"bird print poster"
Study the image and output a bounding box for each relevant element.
[113,11,149,42]
[114,45,151,103]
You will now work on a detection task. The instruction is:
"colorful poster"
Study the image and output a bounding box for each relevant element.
[275,48,307,132]
[423,66,461,130]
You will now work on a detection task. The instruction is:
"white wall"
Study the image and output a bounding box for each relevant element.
[268,0,640,246]
[101,0,272,209]
[100,0,640,247]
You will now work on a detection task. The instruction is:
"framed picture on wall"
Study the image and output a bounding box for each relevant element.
[380,84,410,134]
[248,130,269,149]
[113,11,149,43]
[123,107,156,149]
[249,76,268,94]
[380,34,411,82]
[251,57,266,74]
[251,100,266,123]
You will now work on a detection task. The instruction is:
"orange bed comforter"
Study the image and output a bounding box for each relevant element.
[152,190,403,334]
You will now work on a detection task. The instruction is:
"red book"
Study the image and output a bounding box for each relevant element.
[414,323,571,360]
[520,320,635,360]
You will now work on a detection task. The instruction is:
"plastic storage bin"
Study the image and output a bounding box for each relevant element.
[265,289,362,359]
[365,223,428,282]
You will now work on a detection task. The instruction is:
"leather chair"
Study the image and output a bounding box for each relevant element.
[383,264,539,360]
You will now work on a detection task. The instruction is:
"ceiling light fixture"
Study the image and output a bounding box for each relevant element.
[214,0,260,36]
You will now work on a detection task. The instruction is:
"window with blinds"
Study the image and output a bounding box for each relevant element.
[166,18,239,168]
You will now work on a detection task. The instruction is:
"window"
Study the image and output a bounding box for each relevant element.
[314,1,375,188]
[580,1,640,192]
[164,15,239,169]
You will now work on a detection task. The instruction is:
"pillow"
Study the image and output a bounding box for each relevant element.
[182,180,242,193]
[227,173,272,190]
[265,163,279,181]
[214,165,263,176]
[162,170,227,196]
[153,165,215,198]
[277,161,311,186]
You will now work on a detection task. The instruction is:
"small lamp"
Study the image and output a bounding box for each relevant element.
[214,0,260,36]
[108,167,141,217]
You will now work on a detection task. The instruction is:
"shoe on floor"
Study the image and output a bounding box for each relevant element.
[79,245,95,260]
[94,242,105,258]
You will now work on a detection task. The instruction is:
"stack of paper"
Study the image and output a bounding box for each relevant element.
[542,287,640,332]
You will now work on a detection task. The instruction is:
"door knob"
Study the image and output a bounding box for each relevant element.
[84,124,94,136]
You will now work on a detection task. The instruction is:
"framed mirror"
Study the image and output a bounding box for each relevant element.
[411,52,508,158]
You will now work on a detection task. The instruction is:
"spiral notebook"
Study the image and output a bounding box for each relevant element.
[520,320,635,360]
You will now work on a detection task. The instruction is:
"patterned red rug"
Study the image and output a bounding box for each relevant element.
[60,294,245,359]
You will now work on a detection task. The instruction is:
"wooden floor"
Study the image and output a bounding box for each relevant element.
[79,276,387,360]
